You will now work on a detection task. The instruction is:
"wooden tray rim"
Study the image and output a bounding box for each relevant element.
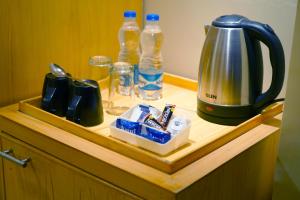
[18,73,283,174]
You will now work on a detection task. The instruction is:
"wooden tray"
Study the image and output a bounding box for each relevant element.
[18,73,283,174]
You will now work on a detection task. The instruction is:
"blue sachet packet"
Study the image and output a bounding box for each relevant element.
[144,126,171,144]
[116,118,142,135]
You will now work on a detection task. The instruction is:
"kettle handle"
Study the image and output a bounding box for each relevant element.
[241,20,285,109]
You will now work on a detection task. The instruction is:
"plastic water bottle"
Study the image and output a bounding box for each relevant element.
[138,14,163,100]
[118,10,140,91]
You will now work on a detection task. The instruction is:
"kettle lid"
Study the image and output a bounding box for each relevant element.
[212,14,248,28]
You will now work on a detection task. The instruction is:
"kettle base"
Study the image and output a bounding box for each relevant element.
[197,110,251,126]
[197,99,257,126]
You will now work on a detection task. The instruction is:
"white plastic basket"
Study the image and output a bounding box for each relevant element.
[109,104,191,155]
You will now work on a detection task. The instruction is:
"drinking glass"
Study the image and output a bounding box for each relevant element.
[106,62,135,116]
[88,56,112,108]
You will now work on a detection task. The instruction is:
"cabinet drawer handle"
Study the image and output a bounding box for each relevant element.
[0,149,31,168]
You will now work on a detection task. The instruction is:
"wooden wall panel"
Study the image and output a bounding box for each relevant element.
[0,0,142,107]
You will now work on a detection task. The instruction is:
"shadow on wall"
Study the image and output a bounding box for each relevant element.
[273,159,300,199]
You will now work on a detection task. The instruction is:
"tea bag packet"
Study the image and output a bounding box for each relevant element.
[129,104,161,122]
[167,116,188,135]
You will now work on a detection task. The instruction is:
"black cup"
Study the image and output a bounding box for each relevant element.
[66,80,103,126]
[41,73,71,116]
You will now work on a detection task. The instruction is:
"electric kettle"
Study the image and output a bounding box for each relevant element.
[197,14,285,125]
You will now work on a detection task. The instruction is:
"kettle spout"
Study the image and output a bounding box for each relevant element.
[204,25,210,35]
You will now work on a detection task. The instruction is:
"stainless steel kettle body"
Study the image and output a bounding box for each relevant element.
[197,15,285,125]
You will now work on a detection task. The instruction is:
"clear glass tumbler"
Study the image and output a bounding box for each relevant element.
[106,62,134,116]
[88,56,112,108]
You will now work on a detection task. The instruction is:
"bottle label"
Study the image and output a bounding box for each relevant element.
[133,64,139,85]
[139,71,163,91]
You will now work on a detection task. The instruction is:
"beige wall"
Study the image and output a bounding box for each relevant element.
[144,0,297,98]
[273,2,300,198]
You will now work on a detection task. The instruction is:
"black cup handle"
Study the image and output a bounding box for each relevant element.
[67,95,82,122]
[42,87,56,109]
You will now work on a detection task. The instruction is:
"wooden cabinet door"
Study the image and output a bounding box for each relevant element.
[0,132,140,200]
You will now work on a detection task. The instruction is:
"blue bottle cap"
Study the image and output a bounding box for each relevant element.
[124,11,136,18]
[146,14,159,21]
